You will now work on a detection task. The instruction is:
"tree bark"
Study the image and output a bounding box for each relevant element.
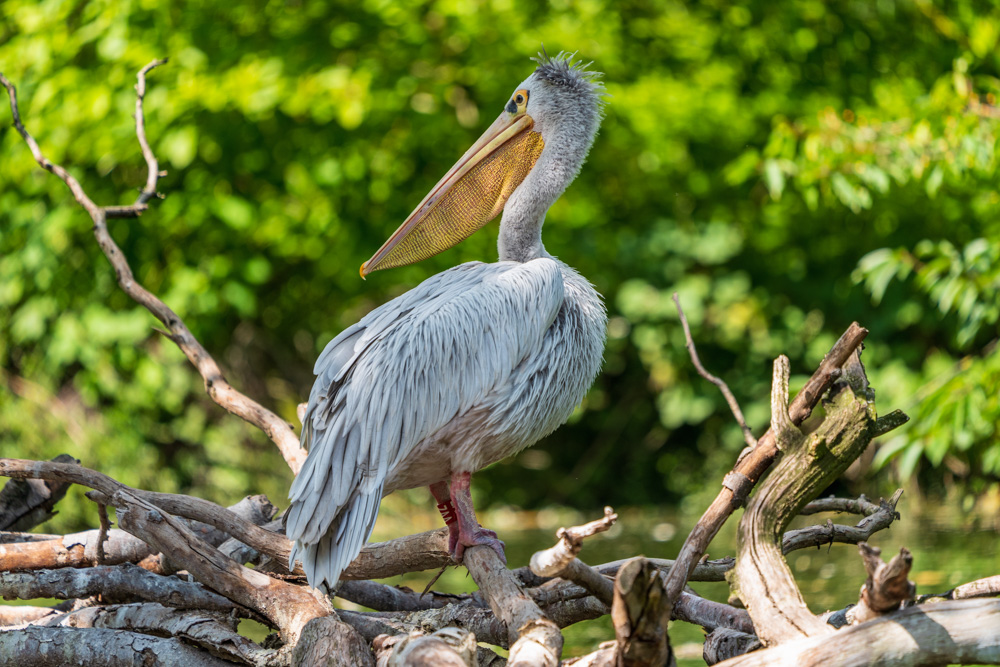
[713,599,1000,667]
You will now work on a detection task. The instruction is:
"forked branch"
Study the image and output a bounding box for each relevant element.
[0,64,306,474]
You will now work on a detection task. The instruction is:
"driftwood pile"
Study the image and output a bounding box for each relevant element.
[2,62,999,667]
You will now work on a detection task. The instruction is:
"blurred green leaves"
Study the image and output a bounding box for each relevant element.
[2,0,999,530]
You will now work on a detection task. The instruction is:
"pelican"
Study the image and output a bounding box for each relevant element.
[286,52,607,591]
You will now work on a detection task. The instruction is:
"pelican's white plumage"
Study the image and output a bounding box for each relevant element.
[286,52,607,591]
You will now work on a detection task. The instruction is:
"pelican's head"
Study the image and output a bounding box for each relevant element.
[361,51,604,277]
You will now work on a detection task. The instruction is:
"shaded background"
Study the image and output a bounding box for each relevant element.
[1,0,998,533]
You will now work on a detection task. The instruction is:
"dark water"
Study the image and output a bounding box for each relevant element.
[370,491,1000,662]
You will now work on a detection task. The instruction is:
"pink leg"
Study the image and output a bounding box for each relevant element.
[448,471,506,564]
[429,481,460,556]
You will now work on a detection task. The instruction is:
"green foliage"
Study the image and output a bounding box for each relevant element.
[2,0,998,531]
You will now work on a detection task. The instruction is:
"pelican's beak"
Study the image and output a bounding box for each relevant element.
[360,113,544,277]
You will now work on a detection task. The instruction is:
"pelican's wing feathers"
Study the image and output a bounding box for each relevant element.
[285,258,564,589]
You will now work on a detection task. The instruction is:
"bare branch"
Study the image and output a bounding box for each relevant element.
[0,625,235,666]
[673,293,757,448]
[782,490,904,553]
[0,458,330,642]
[336,579,465,612]
[917,575,1000,603]
[672,591,754,634]
[530,507,617,606]
[0,527,152,571]
[30,602,281,667]
[714,599,1000,667]
[663,322,869,609]
[464,546,563,666]
[800,493,885,516]
[0,564,251,617]
[0,454,77,531]
[0,65,307,474]
[0,605,60,626]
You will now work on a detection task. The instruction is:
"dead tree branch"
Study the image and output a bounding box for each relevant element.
[713,598,1000,666]
[0,64,307,474]
[0,625,236,666]
[0,458,331,643]
[917,574,1000,603]
[0,454,78,531]
[728,353,881,644]
[672,591,755,634]
[28,602,280,667]
[846,543,915,624]
[0,527,152,571]
[781,489,904,553]
[0,564,249,616]
[529,507,617,606]
[0,606,60,626]
[464,545,563,666]
[662,322,869,612]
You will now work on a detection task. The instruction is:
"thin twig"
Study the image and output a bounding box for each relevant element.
[0,64,307,474]
[673,293,757,448]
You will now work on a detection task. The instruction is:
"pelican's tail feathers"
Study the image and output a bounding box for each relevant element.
[287,486,382,592]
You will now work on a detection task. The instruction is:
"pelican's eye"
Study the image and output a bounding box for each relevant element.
[506,89,529,115]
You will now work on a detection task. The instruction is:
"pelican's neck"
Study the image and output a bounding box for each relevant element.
[497,179,549,263]
[498,147,573,263]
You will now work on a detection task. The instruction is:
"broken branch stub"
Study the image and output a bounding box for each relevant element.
[846,543,915,624]
[612,557,674,667]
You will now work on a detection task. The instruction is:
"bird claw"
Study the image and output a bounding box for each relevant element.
[452,527,506,564]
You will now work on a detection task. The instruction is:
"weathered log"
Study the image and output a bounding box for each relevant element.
[703,628,762,665]
[464,545,563,666]
[373,627,478,666]
[713,598,1000,666]
[0,625,234,666]
[0,605,59,626]
[728,353,879,644]
[29,602,280,666]
[0,564,247,616]
[292,615,377,667]
[0,528,152,571]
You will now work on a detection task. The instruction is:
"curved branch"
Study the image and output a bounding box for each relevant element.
[663,323,869,609]
[0,64,306,474]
